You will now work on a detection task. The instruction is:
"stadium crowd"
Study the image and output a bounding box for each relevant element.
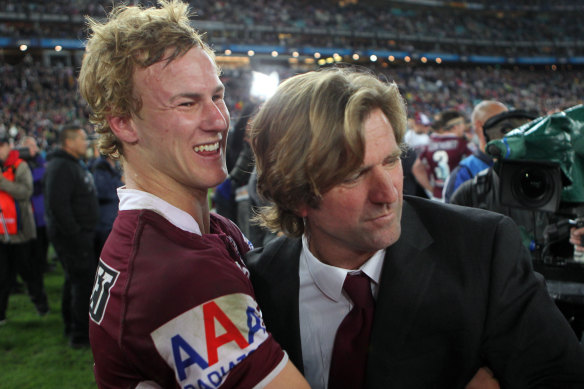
[1,0,583,57]
[1,60,582,151]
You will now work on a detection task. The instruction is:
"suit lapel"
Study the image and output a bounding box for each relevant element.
[366,199,437,381]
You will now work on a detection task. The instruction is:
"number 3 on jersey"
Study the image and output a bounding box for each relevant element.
[432,150,450,182]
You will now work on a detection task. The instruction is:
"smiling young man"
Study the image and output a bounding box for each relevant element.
[78,1,308,388]
[246,67,584,389]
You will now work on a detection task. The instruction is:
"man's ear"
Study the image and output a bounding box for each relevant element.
[107,116,139,144]
[297,205,309,218]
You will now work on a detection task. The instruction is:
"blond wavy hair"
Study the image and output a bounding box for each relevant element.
[250,67,407,237]
[78,0,215,158]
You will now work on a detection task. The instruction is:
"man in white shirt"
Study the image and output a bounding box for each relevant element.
[246,67,584,389]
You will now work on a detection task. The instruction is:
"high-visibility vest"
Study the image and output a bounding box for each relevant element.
[0,158,23,235]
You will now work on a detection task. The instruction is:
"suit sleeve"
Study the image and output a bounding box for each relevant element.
[482,216,584,387]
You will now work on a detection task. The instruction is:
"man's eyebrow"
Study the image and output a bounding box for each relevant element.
[169,85,225,103]
[359,149,402,171]
[389,149,402,159]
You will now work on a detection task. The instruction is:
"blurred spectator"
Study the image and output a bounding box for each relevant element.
[44,125,98,348]
[19,136,53,272]
[404,112,431,152]
[214,101,258,231]
[412,109,473,200]
[90,154,123,259]
[0,136,49,325]
[402,114,431,198]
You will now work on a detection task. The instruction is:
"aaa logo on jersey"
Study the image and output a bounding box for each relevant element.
[151,293,268,388]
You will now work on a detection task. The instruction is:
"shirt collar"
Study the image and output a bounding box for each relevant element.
[301,234,385,302]
[117,187,202,235]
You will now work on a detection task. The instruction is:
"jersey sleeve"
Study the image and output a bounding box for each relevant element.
[149,292,286,388]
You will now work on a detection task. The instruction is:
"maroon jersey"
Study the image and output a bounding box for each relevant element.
[417,134,473,199]
[89,209,285,389]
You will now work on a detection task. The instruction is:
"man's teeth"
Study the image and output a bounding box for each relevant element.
[194,143,219,152]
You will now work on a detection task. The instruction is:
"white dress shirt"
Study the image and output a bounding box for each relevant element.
[299,234,385,389]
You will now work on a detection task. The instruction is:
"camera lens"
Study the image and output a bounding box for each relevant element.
[519,168,547,200]
[511,167,553,208]
[499,159,561,213]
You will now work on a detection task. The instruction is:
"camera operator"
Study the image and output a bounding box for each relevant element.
[450,110,546,251]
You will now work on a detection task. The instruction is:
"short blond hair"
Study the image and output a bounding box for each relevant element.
[78,0,215,158]
[251,67,407,237]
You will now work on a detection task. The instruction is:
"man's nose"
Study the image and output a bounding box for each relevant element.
[201,100,228,131]
[368,166,399,204]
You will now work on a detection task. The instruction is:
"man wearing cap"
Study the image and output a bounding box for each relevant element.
[404,112,431,152]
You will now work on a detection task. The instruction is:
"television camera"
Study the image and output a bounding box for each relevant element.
[487,105,584,340]
[486,104,584,264]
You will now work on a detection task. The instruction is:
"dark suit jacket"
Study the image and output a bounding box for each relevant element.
[247,196,584,388]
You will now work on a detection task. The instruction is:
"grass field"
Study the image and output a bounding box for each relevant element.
[0,260,96,388]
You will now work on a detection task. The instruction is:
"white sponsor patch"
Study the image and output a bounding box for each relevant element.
[151,293,268,389]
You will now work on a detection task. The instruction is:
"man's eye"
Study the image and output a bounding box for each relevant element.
[344,171,362,183]
[384,158,400,168]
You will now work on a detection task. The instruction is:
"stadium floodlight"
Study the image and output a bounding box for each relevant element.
[250,71,279,101]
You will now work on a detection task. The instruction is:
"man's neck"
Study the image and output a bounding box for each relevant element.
[122,161,211,234]
[306,235,375,270]
[62,147,80,160]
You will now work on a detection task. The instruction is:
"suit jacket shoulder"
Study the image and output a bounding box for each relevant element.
[368,196,584,388]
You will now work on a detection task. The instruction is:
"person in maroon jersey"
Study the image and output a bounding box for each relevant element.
[412,110,474,201]
[77,1,309,388]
